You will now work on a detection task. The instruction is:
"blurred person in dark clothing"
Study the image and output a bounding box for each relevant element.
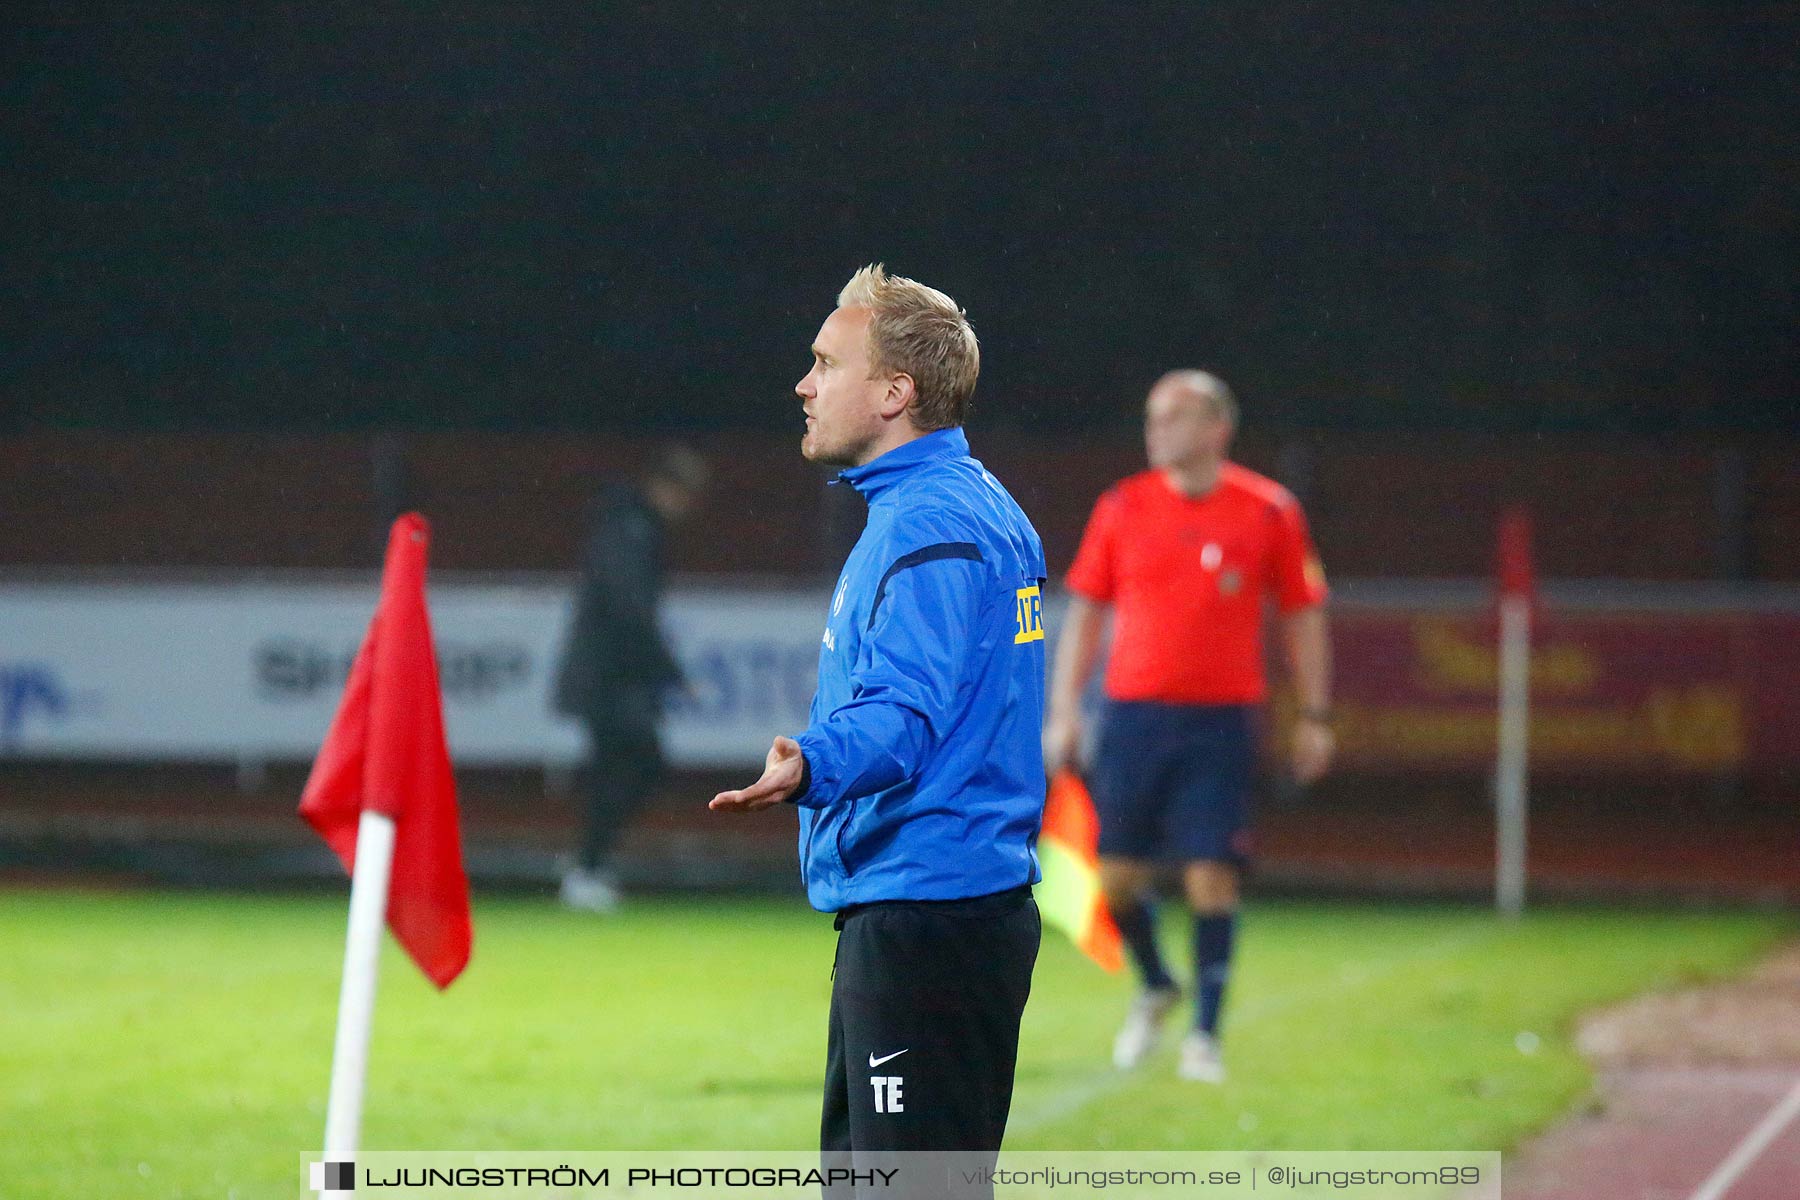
[552,445,708,911]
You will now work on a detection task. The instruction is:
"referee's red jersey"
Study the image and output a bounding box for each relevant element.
[1065,463,1327,705]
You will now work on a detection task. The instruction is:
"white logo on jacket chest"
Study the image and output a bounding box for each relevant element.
[823,576,850,651]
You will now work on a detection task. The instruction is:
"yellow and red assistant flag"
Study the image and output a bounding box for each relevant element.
[1035,769,1123,972]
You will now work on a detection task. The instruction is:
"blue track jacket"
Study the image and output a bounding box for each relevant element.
[792,427,1047,911]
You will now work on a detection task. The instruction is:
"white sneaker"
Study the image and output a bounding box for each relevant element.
[1177,1031,1226,1083]
[559,868,620,913]
[1112,986,1181,1069]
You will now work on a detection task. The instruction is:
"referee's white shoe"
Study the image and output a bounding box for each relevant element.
[1177,1031,1226,1084]
[1112,985,1181,1069]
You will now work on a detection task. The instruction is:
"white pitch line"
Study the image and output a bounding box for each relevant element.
[1686,1075,1800,1200]
[1008,923,1496,1136]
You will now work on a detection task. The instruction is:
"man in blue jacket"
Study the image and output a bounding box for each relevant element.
[711,265,1046,1160]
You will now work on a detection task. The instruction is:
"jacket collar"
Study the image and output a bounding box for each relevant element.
[834,427,969,499]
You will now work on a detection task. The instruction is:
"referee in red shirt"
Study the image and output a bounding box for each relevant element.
[1044,369,1333,1083]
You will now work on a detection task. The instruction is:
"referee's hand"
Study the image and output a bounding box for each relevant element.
[1291,717,1335,785]
[709,736,806,813]
[1043,715,1082,775]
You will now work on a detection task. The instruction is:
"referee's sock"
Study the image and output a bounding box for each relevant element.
[1193,911,1237,1035]
[1113,900,1177,992]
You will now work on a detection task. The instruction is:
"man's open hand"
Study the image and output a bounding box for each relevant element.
[709,735,806,813]
[1291,717,1335,785]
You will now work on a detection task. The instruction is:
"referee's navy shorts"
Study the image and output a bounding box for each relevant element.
[1090,700,1257,864]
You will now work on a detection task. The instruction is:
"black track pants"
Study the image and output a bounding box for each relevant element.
[819,885,1040,1162]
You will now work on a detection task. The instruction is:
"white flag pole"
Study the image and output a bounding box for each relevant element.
[1495,594,1531,918]
[323,809,398,1164]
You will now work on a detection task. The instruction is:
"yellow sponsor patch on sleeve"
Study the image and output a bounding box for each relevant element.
[1014,584,1046,644]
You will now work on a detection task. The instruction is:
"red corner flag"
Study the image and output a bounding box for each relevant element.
[299,513,472,989]
[1495,506,1536,606]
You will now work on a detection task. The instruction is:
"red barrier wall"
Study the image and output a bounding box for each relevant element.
[2,431,1795,581]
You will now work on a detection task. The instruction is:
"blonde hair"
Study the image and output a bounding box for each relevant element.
[837,263,980,431]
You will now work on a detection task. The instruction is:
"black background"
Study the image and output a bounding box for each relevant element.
[4,4,1794,434]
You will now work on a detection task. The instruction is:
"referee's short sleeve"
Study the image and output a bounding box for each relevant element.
[1270,495,1329,613]
[1065,488,1122,602]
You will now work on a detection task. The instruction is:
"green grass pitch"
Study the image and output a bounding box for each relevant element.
[0,888,1788,1198]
